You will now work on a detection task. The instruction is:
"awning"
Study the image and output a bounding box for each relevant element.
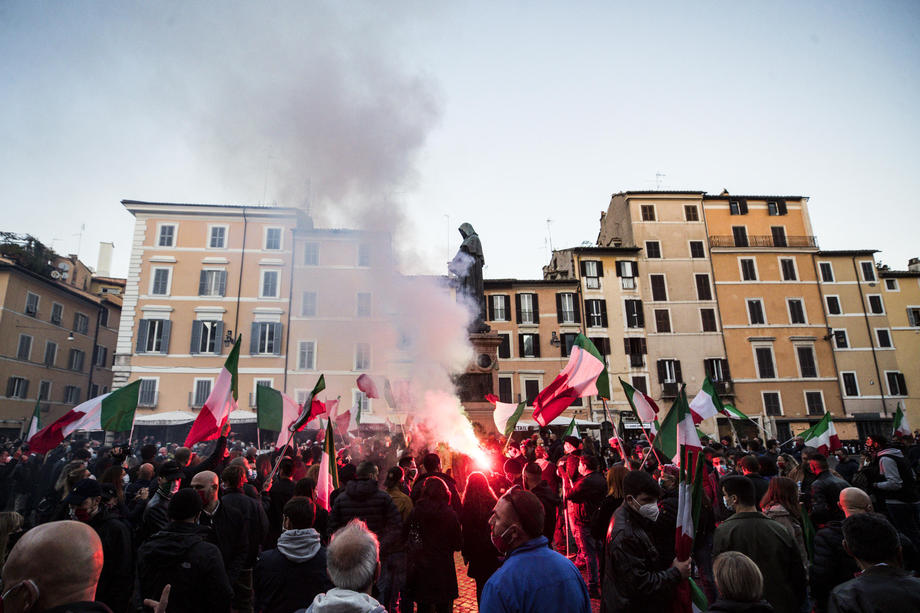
[229,410,258,424]
[133,411,196,426]
[515,417,599,430]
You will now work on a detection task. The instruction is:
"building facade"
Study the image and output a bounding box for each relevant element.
[880,259,920,429]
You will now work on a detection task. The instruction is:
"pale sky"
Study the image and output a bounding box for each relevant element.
[2,1,918,279]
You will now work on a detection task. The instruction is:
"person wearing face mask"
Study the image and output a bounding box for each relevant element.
[480,488,590,613]
[192,471,248,601]
[713,475,806,613]
[563,454,607,598]
[141,460,184,541]
[603,469,689,613]
[65,479,134,613]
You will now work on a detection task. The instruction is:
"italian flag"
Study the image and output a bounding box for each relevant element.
[288,375,327,432]
[185,337,240,447]
[356,374,381,399]
[24,399,41,443]
[720,403,749,420]
[256,386,303,449]
[485,394,525,437]
[893,402,911,438]
[563,416,580,439]
[800,412,842,455]
[674,446,708,613]
[653,386,701,465]
[533,334,605,427]
[316,418,339,511]
[620,378,660,439]
[29,380,141,455]
[690,377,753,424]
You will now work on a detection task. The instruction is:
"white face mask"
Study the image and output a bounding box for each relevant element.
[638,502,660,522]
[723,496,734,511]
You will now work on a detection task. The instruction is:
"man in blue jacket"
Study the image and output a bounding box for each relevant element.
[480,487,591,613]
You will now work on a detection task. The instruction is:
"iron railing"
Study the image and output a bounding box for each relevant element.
[708,235,817,248]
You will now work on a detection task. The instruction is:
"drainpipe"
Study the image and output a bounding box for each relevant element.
[87,303,102,399]
[811,256,845,424]
[233,208,248,342]
[851,257,887,418]
[282,227,296,393]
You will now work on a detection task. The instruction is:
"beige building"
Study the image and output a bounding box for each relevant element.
[880,259,920,429]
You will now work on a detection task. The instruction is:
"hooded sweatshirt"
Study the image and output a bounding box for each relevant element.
[277,528,322,561]
[254,528,333,613]
[304,588,386,613]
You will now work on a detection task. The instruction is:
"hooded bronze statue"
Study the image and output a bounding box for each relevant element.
[453,223,489,332]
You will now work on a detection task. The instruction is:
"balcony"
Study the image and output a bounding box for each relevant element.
[708,235,818,248]
[713,380,734,397]
[661,382,679,398]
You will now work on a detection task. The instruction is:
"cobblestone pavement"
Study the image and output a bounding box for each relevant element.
[452,552,601,612]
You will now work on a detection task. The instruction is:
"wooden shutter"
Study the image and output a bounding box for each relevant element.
[580,261,588,276]
[518,334,526,357]
[600,300,608,327]
[136,320,149,353]
[250,323,260,354]
[721,359,731,381]
[214,322,224,355]
[573,295,581,323]
[272,323,283,354]
[640,338,647,354]
[675,360,683,383]
[190,321,203,354]
[615,261,623,277]
[515,294,523,324]
[533,334,541,357]
[198,271,208,295]
[596,261,604,277]
[556,293,564,323]
[778,200,788,215]
[531,294,539,319]
[218,271,227,296]
[740,200,749,214]
[657,360,666,382]
[898,373,908,395]
[160,321,172,354]
[21,379,29,399]
[488,295,495,321]
[623,338,631,355]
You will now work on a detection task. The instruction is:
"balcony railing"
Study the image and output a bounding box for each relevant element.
[708,235,818,248]
[661,382,679,398]
[713,380,734,397]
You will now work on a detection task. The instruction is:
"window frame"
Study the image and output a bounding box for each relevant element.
[649,274,668,301]
[866,294,884,315]
[779,257,798,281]
[841,372,860,397]
[207,224,228,249]
[150,267,172,296]
[753,345,777,379]
[860,261,876,282]
[787,298,807,325]
[297,340,317,370]
[357,243,370,267]
[264,226,283,251]
[832,329,849,349]
[301,291,317,317]
[653,308,672,333]
[519,293,537,324]
[689,241,705,258]
[884,278,899,292]
[818,261,834,283]
[356,292,372,318]
[50,302,63,325]
[260,269,281,299]
[640,204,656,221]
[732,225,749,247]
[700,308,718,332]
[770,226,787,247]
[645,241,662,259]
[804,390,825,416]
[559,292,576,324]
[795,344,819,378]
[694,273,712,301]
[255,322,280,355]
[520,333,538,358]
[762,391,783,416]
[192,378,213,408]
[43,340,57,367]
[39,380,52,401]
[875,328,893,348]
[198,268,227,297]
[739,257,758,282]
[303,242,319,266]
[825,295,842,315]
[355,343,371,371]
[885,371,908,397]
[908,307,920,327]
[25,292,40,316]
[491,295,509,322]
[156,222,177,248]
[138,378,159,407]
[17,334,33,361]
[747,298,766,325]
[684,205,699,221]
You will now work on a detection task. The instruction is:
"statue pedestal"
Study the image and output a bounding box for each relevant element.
[457,332,503,433]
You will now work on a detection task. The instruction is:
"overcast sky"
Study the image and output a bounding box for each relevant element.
[2,1,918,279]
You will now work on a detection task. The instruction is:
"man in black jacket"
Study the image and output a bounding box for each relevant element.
[564,454,606,597]
[192,470,248,594]
[254,497,333,613]
[523,461,559,544]
[221,463,270,613]
[807,453,849,527]
[264,457,296,547]
[137,488,233,613]
[142,459,184,539]
[411,453,462,516]
[867,435,920,550]
[828,512,920,613]
[329,461,402,559]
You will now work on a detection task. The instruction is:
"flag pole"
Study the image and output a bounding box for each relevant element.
[266,428,296,485]
[561,473,571,558]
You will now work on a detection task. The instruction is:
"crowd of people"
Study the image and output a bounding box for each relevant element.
[1,422,920,613]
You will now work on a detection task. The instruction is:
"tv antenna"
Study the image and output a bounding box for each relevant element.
[655,172,666,190]
[546,219,554,252]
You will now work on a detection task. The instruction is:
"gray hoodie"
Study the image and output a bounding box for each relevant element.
[277,528,321,562]
[303,588,386,613]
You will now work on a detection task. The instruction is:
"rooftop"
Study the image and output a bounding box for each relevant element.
[880,269,920,278]
[816,250,879,257]
[485,278,579,287]
[554,245,642,255]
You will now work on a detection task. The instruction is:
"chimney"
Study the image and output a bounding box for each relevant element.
[97,242,114,277]
[909,257,920,272]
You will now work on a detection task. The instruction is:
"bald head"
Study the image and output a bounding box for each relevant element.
[138,463,155,481]
[191,470,219,508]
[2,521,103,611]
[839,487,873,516]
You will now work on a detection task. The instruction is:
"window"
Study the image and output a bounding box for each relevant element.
[767,201,778,216]
[732,226,748,247]
[151,268,171,296]
[909,308,920,327]
[876,329,893,348]
[44,341,57,367]
[767,200,787,216]
[650,275,667,301]
[585,299,608,328]
[17,335,32,361]
[191,320,222,354]
[630,376,648,394]
[657,359,682,383]
[6,377,28,399]
[73,312,89,335]
[684,205,699,221]
[819,262,834,282]
[771,226,787,247]
[704,358,730,382]
[137,379,158,407]
[357,243,370,267]
[25,292,39,316]
[198,270,227,297]
[833,330,849,349]
[556,293,578,324]
[99,308,108,327]
[624,338,647,367]
[352,390,369,414]
[158,224,176,247]
[695,274,712,300]
[747,299,765,325]
[763,392,782,416]
[589,337,611,355]
[355,343,371,370]
[729,200,748,215]
[251,322,281,355]
[516,293,538,324]
[788,299,806,324]
[193,380,212,408]
[885,279,898,291]
[581,260,602,289]
[490,295,509,321]
[68,349,85,372]
[826,296,842,315]
[137,319,171,354]
[625,300,644,328]
[842,373,859,397]
[640,205,656,221]
[740,258,757,281]
[887,372,908,396]
[616,260,638,290]
[867,295,884,314]
[261,270,280,298]
[265,227,282,250]
[797,346,818,378]
[560,333,578,357]
[519,333,540,358]
[50,302,63,325]
[93,345,107,367]
[90,384,100,398]
[689,241,705,258]
[209,226,226,249]
[498,334,511,359]
[498,377,513,404]
[301,291,317,317]
[64,385,81,404]
[524,380,541,405]
[860,261,876,282]
[357,293,372,317]
[39,380,51,401]
[805,391,825,415]
[755,347,776,378]
[298,341,316,370]
[304,242,319,265]
[654,309,671,333]
[701,308,718,332]
[780,258,797,281]
[645,241,661,259]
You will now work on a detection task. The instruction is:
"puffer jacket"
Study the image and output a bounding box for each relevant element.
[329,478,402,556]
[567,470,607,525]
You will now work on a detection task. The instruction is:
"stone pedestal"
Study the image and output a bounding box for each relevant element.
[457,332,502,433]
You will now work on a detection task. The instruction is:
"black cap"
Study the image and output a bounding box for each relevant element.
[168,488,203,521]
[158,460,184,481]
[64,478,103,505]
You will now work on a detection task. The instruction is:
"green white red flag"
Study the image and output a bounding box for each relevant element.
[689,377,723,424]
[316,418,339,511]
[485,394,525,437]
[800,412,842,455]
[674,446,707,613]
[620,378,660,440]
[653,386,701,465]
[893,402,911,438]
[29,380,141,454]
[185,337,240,447]
[24,398,41,443]
[563,417,579,439]
[533,334,606,427]
[288,375,327,431]
[256,385,303,449]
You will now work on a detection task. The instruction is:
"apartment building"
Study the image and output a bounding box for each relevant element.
[0,257,121,433]
[598,192,731,425]
[880,259,920,428]
[815,251,900,438]
[702,193,844,442]
[115,201,390,428]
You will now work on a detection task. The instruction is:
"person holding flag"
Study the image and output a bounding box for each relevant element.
[532,334,607,427]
